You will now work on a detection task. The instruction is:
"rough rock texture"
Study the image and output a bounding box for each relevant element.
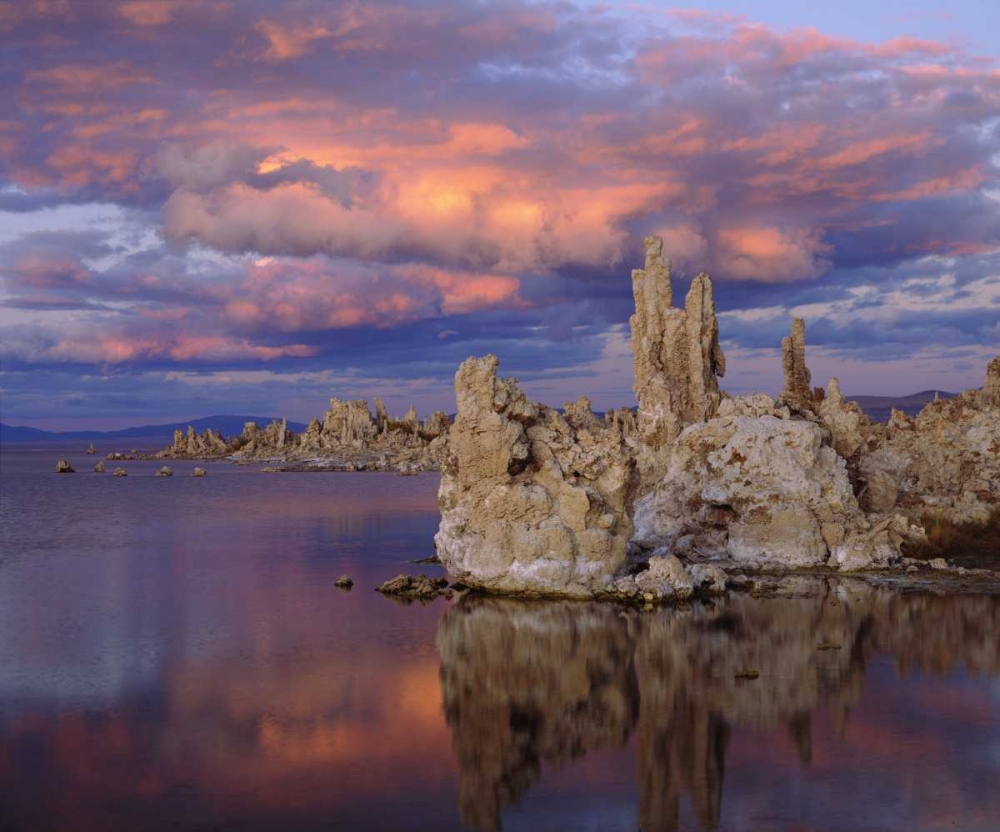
[435,355,636,598]
[161,426,235,459]
[984,356,1000,408]
[778,318,813,412]
[633,405,868,567]
[855,362,1000,524]
[55,459,74,473]
[630,236,725,479]
[376,574,449,599]
[818,377,870,461]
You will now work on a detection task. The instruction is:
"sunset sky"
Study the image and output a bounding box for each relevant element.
[1,0,999,430]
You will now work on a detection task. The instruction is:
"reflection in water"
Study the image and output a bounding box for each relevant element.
[437,580,1000,831]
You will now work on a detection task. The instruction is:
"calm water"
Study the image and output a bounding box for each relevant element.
[1,445,998,832]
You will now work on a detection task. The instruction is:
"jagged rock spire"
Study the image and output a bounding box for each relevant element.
[778,318,812,411]
[630,235,725,457]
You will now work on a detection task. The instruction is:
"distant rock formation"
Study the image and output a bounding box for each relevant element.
[156,466,173,477]
[192,467,208,477]
[157,398,451,472]
[55,459,74,473]
[94,460,105,473]
[435,355,636,597]
[435,236,998,595]
[86,443,94,455]
[112,467,128,477]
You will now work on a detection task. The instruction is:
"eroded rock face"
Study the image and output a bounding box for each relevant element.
[633,406,865,567]
[856,365,1000,524]
[435,355,636,597]
[162,426,235,459]
[630,236,725,478]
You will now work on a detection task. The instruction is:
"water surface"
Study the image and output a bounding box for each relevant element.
[1,446,998,831]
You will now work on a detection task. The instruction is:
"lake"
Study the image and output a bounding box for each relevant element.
[1,445,998,831]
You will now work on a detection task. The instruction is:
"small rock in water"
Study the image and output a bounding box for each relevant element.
[192,467,208,477]
[112,467,128,477]
[156,466,173,477]
[335,575,354,589]
[928,558,949,571]
[55,459,75,473]
[376,574,449,600]
[94,461,105,473]
[86,443,95,455]
[735,670,760,680]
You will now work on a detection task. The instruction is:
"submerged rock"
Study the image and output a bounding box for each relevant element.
[112,467,128,477]
[335,575,354,589]
[55,459,74,473]
[435,354,636,598]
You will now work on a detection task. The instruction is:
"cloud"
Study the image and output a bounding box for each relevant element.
[1,0,999,425]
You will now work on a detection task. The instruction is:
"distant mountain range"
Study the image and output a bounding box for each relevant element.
[1,392,959,444]
[846,390,955,423]
[0,415,309,443]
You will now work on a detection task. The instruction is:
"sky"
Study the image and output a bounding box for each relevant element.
[1,0,998,430]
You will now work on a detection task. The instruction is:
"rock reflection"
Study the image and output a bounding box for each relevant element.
[437,579,1000,831]
[437,600,638,830]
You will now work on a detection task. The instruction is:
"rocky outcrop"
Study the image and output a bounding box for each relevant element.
[376,574,450,600]
[435,355,636,598]
[777,318,813,412]
[161,426,235,459]
[192,467,207,477]
[630,398,917,569]
[112,467,128,477]
[94,460,105,473]
[434,238,995,593]
[55,459,74,473]
[156,466,173,477]
[630,236,725,478]
[855,360,1000,524]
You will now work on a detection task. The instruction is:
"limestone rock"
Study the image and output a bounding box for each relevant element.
[192,467,208,477]
[630,236,724,477]
[818,378,869,460]
[633,412,863,568]
[856,371,1000,524]
[778,318,813,412]
[634,553,695,600]
[156,466,173,477]
[112,467,128,477]
[334,575,354,589]
[55,459,74,473]
[435,355,636,598]
[94,460,105,473]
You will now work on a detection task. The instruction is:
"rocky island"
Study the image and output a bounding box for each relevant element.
[435,237,999,601]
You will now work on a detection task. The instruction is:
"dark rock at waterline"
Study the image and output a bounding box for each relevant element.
[55,459,74,473]
[335,575,354,589]
[377,574,450,600]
